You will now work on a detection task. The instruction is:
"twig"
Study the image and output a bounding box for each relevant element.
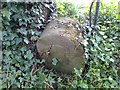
[44,81,54,89]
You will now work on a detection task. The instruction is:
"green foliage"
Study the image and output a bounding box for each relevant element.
[1,1,120,89]
[1,2,56,89]
[56,1,88,23]
[56,2,79,18]
[52,58,58,66]
[55,1,120,88]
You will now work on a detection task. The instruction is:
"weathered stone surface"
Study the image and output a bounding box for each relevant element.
[36,17,85,73]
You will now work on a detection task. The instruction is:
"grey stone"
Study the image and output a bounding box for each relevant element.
[36,17,85,73]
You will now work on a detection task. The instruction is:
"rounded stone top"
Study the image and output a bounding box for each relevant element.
[36,17,85,74]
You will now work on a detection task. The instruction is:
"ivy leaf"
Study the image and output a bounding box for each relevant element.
[38,72,45,82]
[103,35,107,39]
[1,8,11,19]
[24,50,33,60]
[108,76,113,81]
[99,31,105,35]
[96,35,102,41]
[46,75,55,85]
[78,81,88,88]
[15,37,22,44]
[10,33,17,40]
[4,50,11,57]
[81,39,88,46]
[20,47,26,53]
[24,38,29,44]
[17,28,27,35]
[52,58,58,66]
[109,58,114,62]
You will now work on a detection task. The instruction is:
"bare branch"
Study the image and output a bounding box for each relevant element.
[93,0,100,26]
[89,0,96,27]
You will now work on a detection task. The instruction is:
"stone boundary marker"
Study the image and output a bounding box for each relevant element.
[36,17,85,74]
